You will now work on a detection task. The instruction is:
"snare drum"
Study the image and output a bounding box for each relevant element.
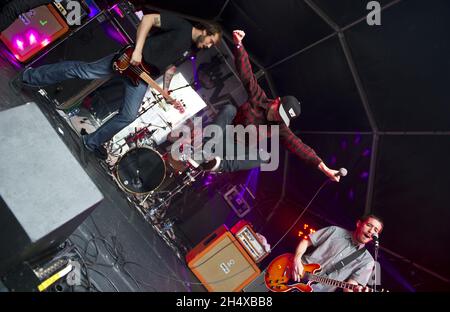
[115,146,166,195]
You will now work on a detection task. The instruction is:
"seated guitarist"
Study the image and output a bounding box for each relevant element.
[293,214,383,292]
[11,12,222,159]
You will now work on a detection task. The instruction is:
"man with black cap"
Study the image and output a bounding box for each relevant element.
[199,30,339,182]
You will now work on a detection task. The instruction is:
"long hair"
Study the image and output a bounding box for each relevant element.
[195,20,223,41]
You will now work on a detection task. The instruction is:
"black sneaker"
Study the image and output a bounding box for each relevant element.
[199,157,221,172]
[93,146,108,160]
[82,135,108,160]
[9,68,39,95]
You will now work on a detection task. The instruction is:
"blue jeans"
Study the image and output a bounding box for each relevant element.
[23,54,148,150]
[210,105,263,172]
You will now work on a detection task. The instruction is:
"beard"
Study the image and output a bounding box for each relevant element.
[195,34,206,47]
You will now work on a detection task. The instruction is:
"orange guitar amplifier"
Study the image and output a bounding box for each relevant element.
[186,225,260,292]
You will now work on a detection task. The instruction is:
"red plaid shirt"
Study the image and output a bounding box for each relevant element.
[232,44,322,167]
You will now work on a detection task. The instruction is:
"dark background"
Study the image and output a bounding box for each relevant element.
[134,0,450,291]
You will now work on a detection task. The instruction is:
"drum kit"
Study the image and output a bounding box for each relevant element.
[98,93,203,260]
[112,123,202,213]
[84,74,210,260]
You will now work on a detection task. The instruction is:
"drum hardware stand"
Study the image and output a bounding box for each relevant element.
[144,197,169,223]
[138,98,163,116]
[161,219,175,234]
[156,112,173,130]
[139,191,153,206]
[110,122,165,155]
[149,89,171,112]
[131,169,143,189]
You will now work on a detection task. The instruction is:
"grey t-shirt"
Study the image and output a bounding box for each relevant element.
[303,226,374,292]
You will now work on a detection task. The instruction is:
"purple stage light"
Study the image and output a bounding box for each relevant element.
[348,188,355,201]
[203,173,214,186]
[362,148,371,157]
[111,4,124,18]
[85,0,100,18]
[360,171,369,179]
[102,23,128,45]
[190,55,200,90]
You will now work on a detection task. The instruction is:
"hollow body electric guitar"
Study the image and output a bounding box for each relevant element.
[265,253,386,292]
[112,45,184,113]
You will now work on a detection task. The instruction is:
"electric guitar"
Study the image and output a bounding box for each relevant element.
[112,45,184,113]
[265,253,387,292]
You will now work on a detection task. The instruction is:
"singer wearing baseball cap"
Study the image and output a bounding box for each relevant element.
[199,30,340,182]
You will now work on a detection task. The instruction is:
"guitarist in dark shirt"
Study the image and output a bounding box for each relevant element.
[12,12,221,159]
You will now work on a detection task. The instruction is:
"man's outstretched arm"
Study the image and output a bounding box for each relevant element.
[232,30,269,109]
[280,126,340,182]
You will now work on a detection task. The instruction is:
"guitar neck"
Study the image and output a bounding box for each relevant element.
[139,72,175,102]
[306,273,373,292]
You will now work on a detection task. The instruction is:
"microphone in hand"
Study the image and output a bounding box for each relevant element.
[335,168,348,177]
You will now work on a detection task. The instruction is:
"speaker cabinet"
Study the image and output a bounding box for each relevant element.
[186,225,260,292]
[0,103,103,275]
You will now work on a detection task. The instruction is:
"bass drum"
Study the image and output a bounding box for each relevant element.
[115,147,166,195]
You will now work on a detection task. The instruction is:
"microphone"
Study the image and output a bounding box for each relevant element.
[335,168,348,177]
[372,232,379,247]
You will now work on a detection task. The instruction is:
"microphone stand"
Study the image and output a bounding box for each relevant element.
[372,242,379,292]
[167,81,197,93]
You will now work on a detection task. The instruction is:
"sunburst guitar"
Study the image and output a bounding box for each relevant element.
[112,45,184,113]
[265,253,387,292]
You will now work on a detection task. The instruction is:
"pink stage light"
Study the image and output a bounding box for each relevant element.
[29,33,37,45]
[41,39,50,47]
[15,39,24,50]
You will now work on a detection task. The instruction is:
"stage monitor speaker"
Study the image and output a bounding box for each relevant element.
[0,102,103,276]
[186,225,260,292]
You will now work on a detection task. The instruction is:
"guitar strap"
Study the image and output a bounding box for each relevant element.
[325,247,366,275]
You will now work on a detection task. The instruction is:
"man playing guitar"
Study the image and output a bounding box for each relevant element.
[12,11,221,159]
[291,214,383,292]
